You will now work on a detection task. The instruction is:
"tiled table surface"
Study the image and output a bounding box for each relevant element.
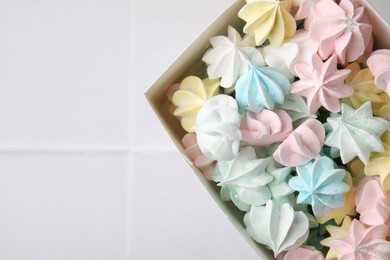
[0,0,259,259]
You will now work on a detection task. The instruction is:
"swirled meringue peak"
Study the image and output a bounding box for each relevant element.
[329,219,390,260]
[244,200,309,257]
[236,62,290,112]
[212,147,272,211]
[367,49,390,97]
[193,95,242,161]
[172,76,220,132]
[309,0,373,64]
[343,62,390,118]
[273,118,325,167]
[202,26,264,89]
[355,176,390,228]
[365,129,390,191]
[276,245,324,260]
[289,156,350,216]
[181,133,215,181]
[241,109,293,146]
[325,102,389,164]
[262,30,317,82]
[238,0,296,46]
[291,54,353,114]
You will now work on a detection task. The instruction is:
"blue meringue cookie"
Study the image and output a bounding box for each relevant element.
[289,156,350,216]
[212,146,273,211]
[235,62,290,113]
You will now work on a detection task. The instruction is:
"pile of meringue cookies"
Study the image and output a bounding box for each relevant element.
[166,0,390,259]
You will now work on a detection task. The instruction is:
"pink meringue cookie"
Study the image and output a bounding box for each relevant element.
[355,176,390,232]
[330,219,390,260]
[276,245,324,260]
[294,0,323,30]
[291,54,353,114]
[367,49,390,97]
[241,109,293,146]
[273,118,325,167]
[181,133,215,181]
[309,0,373,64]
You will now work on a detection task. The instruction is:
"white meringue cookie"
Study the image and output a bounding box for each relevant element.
[202,26,264,89]
[262,30,317,82]
[244,200,309,257]
[193,95,242,161]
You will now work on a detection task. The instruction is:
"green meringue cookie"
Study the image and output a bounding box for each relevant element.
[212,146,273,211]
[325,102,389,164]
[244,200,309,257]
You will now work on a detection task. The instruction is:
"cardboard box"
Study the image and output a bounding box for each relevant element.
[145,0,390,258]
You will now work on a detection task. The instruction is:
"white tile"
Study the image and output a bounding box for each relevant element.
[133,0,235,149]
[0,0,129,146]
[131,153,259,260]
[0,153,128,260]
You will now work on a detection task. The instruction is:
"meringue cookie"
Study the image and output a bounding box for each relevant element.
[329,219,390,260]
[346,159,366,187]
[244,200,309,257]
[320,216,352,260]
[365,129,390,191]
[291,54,353,114]
[212,147,272,211]
[276,245,324,260]
[181,133,215,181]
[193,95,242,161]
[367,49,390,97]
[273,119,325,167]
[343,62,390,118]
[172,76,220,132]
[309,0,373,64]
[355,176,390,229]
[289,156,350,216]
[294,0,322,29]
[202,26,265,89]
[325,102,389,164]
[266,159,294,204]
[275,94,316,122]
[238,0,297,46]
[241,109,293,146]
[262,30,317,82]
[236,62,290,112]
[315,172,357,225]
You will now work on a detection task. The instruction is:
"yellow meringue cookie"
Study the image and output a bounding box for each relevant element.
[315,173,357,225]
[365,129,390,191]
[320,216,352,260]
[238,0,296,46]
[343,62,390,118]
[172,76,219,132]
[347,159,366,187]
